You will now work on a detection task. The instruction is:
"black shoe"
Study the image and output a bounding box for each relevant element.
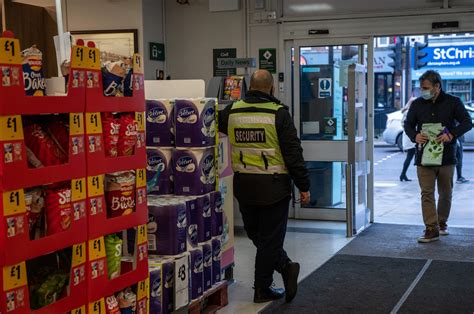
[400,175,412,182]
[456,177,469,184]
[282,262,300,303]
[254,286,285,303]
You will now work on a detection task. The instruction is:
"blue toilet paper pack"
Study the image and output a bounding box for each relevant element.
[149,263,162,314]
[149,258,174,314]
[146,99,175,147]
[212,236,222,285]
[189,248,204,300]
[196,194,212,243]
[174,98,216,147]
[200,241,212,292]
[146,147,174,195]
[210,191,224,237]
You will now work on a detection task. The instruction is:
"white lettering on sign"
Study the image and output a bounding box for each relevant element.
[433,47,474,60]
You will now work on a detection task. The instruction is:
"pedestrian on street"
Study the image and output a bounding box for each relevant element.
[400,96,417,182]
[219,70,311,303]
[404,70,472,243]
[455,135,469,184]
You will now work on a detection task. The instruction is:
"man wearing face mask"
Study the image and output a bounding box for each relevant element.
[219,70,310,303]
[404,70,472,243]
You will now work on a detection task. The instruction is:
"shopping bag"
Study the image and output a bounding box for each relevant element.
[421,123,444,166]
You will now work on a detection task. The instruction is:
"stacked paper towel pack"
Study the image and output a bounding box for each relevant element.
[146,98,224,314]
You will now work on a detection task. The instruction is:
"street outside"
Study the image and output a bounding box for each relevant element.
[374,145,474,228]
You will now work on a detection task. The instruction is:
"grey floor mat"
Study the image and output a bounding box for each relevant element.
[339,223,474,262]
[260,254,426,314]
[399,260,474,314]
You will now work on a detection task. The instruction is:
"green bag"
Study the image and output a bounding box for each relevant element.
[421,123,444,166]
[105,233,123,279]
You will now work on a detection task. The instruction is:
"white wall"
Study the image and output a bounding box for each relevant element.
[164,0,245,84]
[142,0,164,80]
[63,0,144,56]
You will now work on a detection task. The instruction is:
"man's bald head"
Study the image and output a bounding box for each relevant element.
[250,70,274,94]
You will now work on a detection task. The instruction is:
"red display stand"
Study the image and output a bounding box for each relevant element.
[86,225,149,305]
[0,243,87,314]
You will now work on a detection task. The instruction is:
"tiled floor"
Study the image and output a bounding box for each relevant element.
[217,221,351,314]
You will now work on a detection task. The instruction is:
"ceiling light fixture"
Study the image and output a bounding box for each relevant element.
[289,3,333,13]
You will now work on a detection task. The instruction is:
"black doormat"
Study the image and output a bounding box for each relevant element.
[399,260,474,313]
[339,223,474,262]
[259,254,426,314]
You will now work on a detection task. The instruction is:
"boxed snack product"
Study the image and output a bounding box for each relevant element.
[21,45,46,96]
[105,171,136,218]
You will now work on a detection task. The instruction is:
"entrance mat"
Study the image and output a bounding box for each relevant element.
[260,254,426,314]
[399,260,474,313]
[339,223,474,262]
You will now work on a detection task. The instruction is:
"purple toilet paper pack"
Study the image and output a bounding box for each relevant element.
[201,242,212,292]
[184,197,199,249]
[148,197,187,256]
[196,194,212,243]
[146,147,174,195]
[161,259,175,314]
[173,147,216,196]
[210,191,224,237]
[149,263,162,314]
[146,99,174,147]
[212,236,222,285]
[189,248,204,300]
[174,98,216,147]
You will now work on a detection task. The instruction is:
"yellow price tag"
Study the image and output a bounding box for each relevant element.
[88,298,106,314]
[3,262,27,291]
[70,113,84,135]
[86,47,101,70]
[0,115,24,141]
[135,112,145,131]
[137,278,149,301]
[71,46,87,69]
[136,168,146,188]
[137,224,147,245]
[0,38,22,65]
[72,178,86,201]
[87,175,104,197]
[88,237,106,261]
[2,189,26,216]
[71,305,86,314]
[86,113,102,134]
[72,243,86,267]
[132,53,143,74]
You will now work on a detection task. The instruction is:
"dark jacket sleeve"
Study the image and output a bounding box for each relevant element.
[404,102,419,142]
[218,104,232,135]
[276,108,310,192]
[450,99,472,138]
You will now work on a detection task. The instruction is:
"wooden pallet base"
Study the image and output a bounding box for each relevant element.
[189,281,229,314]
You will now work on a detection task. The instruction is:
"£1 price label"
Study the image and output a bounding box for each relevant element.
[72,243,86,267]
[71,305,86,314]
[137,278,149,301]
[2,189,26,216]
[137,224,147,245]
[89,299,105,314]
[86,47,101,70]
[70,113,85,135]
[0,38,22,65]
[135,112,145,131]
[136,168,146,188]
[71,46,86,68]
[72,178,86,201]
[133,53,143,74]
[0,116,24,141]
[3,262,27,291]
[88,237,106,260]
[87,175,104,197]
[86,112,102,134]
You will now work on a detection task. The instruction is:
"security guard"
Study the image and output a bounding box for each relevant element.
[219,70,310,303]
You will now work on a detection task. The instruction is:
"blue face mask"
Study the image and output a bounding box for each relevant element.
[421,89,433,100]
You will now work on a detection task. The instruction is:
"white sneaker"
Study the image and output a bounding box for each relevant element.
[439,228,449,236]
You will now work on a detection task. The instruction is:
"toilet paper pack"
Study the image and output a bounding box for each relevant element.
[173,147,216,196]
[149,258,174,314]
[146,147,174,195]
[196,194,212,243]
[211,236,222,285]
[189,248,204,300]
[149,263,162,314]
[200,241,212,292]
[210,191,223,237]
[148,197,187,256]
[146,99,174,147]
[174,98,216,147]
[183,197,199,250]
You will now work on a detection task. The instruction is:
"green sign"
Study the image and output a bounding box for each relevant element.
[324,117,337,136]
[213,48,237,77]
[259,48,276,74]
[149,42,165,61]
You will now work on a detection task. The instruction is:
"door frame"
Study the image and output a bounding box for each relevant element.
[289,36,375,225]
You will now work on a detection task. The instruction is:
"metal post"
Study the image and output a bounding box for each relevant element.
[55,0,66,76]
[1,0,5,32]
[346,163,354,237]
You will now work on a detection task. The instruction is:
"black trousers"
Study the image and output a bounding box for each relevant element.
[456,140,464,179]
[239,197,291,289]
[401,148,416,178]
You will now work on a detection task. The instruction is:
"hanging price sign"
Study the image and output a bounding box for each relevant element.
[86,112,102,134]
[0,38,22,65]
[3,262,27,291]
[87,175,104,197]
[2,189,26,216]
[0,116,24,141]
[70,113,85,135]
